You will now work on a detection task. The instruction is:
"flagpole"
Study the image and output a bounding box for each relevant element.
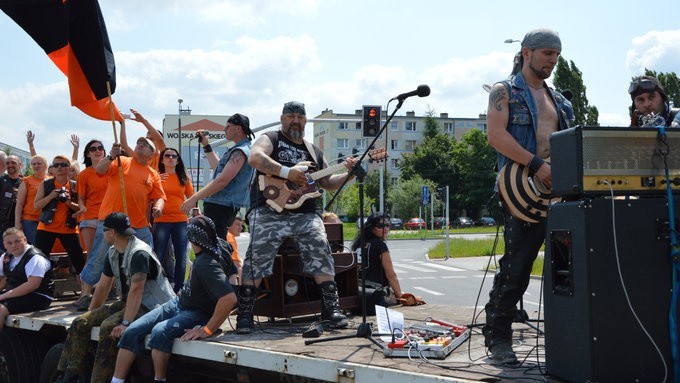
[106,81,128,215]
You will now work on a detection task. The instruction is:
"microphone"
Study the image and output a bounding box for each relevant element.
[390,84,430,101]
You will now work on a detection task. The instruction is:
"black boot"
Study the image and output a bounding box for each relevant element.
[236,285,256,334]
[319,281,348,328]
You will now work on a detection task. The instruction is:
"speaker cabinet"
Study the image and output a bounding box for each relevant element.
[254,252,360,318]
[544,197,677,382]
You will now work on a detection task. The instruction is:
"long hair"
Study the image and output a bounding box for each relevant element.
[82,139,105,167]
[351,212,389,251]
[158,147,188,185]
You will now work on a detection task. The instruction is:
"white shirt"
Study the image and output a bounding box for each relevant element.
[0,246,51,279]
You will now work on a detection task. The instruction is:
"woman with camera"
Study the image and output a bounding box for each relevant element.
[33,155,86,291]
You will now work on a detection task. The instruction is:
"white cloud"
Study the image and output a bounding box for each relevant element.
[626,30,680,74]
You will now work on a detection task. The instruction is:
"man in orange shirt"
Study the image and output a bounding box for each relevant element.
[78,137,166,296]
[226,216,243,285]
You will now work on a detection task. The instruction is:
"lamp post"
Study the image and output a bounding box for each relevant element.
[177,99,183,154]
[504,39,520,44]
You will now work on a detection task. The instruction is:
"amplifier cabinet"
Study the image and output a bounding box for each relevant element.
[551,126,680,197]
[254,252,360,319]
[544,197,676,382]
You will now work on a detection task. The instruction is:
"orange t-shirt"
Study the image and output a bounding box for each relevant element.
[21,175,45,221]
[154,173,194,223]
[227,232,240,264]
[37,178,78,234]
[148,151,160,172]
[76,167,108,221]
[98,156,166,228]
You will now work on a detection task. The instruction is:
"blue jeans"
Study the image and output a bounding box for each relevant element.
[153,222,188,292]
[79,221,153,286]
[117,297,210,354]
[21,220,39,244]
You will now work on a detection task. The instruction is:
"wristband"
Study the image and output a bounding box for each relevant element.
[107,154,114,161]
[202,326,213,336]
[527,155,545,173]
[203,144,213,153]
[278,166,291,179]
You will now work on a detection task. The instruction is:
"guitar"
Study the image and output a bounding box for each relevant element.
[259,148,388,212]
[497,158,557,223]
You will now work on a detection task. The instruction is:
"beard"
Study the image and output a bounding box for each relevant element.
[528,59,552,80]
[283,123,304,140]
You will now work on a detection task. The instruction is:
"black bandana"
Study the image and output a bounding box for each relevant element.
[187,216,220,257]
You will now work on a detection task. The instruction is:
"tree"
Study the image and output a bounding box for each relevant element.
[643,69,680,107]
[363,166,392,213]
[388,175,440,220]
[327,182,375,221]
[553,56,599,126]
[450,129,497,217]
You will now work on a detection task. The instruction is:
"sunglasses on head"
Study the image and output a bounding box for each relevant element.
[88,145,105,152]
[164,153,178,159]
[628,78,658,95]
[53,162,70,168]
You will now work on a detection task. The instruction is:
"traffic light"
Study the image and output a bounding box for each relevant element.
[362,105,381,137]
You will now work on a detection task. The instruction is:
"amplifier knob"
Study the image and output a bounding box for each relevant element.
[673,178,680,186]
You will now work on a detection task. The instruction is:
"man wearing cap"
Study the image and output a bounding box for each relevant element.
[484,28,572,364]
[55,212,174,383]
[77,137,166,308]
[111,215,237,383]
[629,75,680,127]
[234,101,357,333]
[180,113,255,239]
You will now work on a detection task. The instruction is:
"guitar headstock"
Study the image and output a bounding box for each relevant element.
[368,147,389,163]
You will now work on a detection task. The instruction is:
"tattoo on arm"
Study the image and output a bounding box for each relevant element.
[131,272,146,284]
[260,157,280,175]
[489,87,507,112]
[228,151,245,166]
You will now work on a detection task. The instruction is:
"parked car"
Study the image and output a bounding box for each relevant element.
[453,216,474,228]
[476,216,497,226]
[433,217,450,229]
[390,218,404,230]
[404,218,426,230]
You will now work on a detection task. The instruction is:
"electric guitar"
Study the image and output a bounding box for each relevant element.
[497,158,557,223]
[259,148,388,212]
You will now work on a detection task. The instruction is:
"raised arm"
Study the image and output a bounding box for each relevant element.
[26,131,36,157]
[70,134,80,162]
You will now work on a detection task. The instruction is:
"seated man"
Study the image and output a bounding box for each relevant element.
[55,212,174,383]
[111,215,237,383]
[0,228,53,332]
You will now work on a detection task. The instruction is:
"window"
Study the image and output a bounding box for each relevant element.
[338,122,348,130]
[390,121,399,131]
[391,177,398,185]
[355,139,366,149]
[404,140,417,150]
[391,158,399,169]
[391,140,399,150]
[443,122,454,134]
[406,121,416,131]
[355,122,362,130]
[337,138,348,149]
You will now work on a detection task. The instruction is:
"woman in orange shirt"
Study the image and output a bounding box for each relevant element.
[34,156,86,288]
[154,148,194,292]
[14,155,48,244]
[74,140,108,258]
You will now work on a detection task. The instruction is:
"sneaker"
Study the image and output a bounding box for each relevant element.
[72,295,92,312]
[488,342,518,364]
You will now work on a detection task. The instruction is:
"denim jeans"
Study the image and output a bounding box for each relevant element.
[153,222,188,292]
[117,297,210,354]
[21,220,39,244]
[80,221,154,286]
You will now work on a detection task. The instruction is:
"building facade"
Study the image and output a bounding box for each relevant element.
[0,141,32,173]
[312,109,487,183]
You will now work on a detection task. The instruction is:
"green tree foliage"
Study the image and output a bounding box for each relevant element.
[387,175,440,219]
[450,129,497,217]
[328,182,375,221]
[363,166,392,212]
[643,69,680,107]
[553,56,599,126]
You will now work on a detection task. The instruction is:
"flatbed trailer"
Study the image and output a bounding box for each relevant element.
[1,298,549,383]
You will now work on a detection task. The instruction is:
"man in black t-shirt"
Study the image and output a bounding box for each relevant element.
[56,212,174,383]
[112,215,237,383]
[236,101,358,334]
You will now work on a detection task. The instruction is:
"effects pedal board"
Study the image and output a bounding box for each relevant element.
[383,322,470,359]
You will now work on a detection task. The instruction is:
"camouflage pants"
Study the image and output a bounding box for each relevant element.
[243,207,335,281]
[57,300,148,383]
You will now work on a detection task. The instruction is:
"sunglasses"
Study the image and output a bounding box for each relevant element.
[164,153,178,159]
[88,145,105,152]
[628,78,658,95]
[52,162,70,168]
[375,223,391,229]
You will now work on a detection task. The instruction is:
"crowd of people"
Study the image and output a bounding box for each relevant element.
[0,33,677,380]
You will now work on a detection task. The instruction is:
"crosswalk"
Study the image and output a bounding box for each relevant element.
[392,259,482,299]
[392,259,465,274]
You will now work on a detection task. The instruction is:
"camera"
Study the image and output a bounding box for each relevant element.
[57,187,68,203]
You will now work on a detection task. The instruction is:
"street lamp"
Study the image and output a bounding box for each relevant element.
[504,39,520,44]
[177,99,183,154]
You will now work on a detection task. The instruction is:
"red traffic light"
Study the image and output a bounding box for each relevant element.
[368,108,377,118]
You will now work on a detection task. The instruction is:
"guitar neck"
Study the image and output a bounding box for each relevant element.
[309,162,348,181]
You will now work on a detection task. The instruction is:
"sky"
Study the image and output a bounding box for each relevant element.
[1,0,680,163]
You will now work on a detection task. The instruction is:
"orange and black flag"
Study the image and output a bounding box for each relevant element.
[1,0,123,121]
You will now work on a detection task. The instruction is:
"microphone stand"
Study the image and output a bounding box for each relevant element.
[306,97,408,348]
[195,138,202,191]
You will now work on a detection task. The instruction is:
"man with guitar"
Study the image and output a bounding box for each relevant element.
[235,101,357,333]
[484,28,571,364]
